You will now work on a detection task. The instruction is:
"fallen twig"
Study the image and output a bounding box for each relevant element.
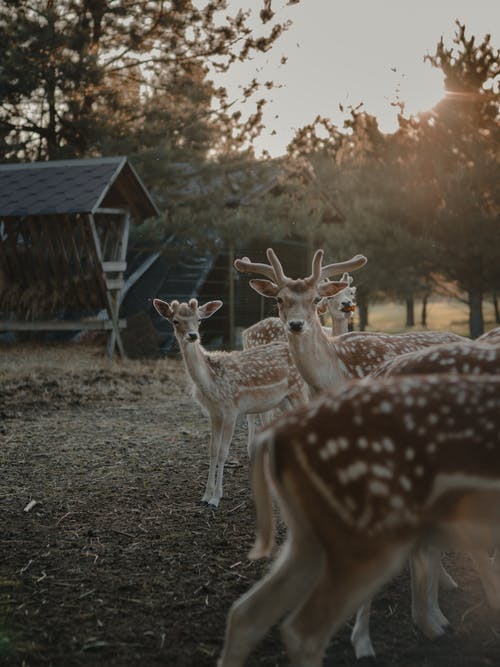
[23,499,37,512]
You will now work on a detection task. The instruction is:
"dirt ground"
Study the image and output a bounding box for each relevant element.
[1,342,500,667]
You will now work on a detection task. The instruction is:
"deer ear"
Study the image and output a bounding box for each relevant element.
[340,272,354,286]
[153,298,173,320]
[249,279,279,298]
[318,281,348,298]
[198,300,223,319]
[316,301,328,316]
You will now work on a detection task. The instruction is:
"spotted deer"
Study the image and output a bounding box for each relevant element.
[242,268,361,445]
[218,374,500,667]
[372,340,500,378]
[235,248,468,396]
[234,247,470,657]
[242,271,360,349]
[475,327,500,345]
[152,298,308,507]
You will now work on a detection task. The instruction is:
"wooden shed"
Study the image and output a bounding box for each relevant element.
[0,156,159,357]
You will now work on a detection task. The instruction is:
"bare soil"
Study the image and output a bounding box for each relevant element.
[1,343,500,667]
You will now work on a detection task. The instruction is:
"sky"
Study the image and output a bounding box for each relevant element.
[214,0,500,157]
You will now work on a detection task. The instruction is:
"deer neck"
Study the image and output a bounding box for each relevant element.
[286,316,346,395]
[179,339,214,397]
[331,315,349,337]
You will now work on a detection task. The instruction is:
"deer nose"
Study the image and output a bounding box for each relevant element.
[288,320,304,333]
[187,332,198,341]
[341,300,352,308]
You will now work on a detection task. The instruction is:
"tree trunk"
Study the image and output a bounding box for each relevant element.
[469,289,484,339]
[493,292,500,324]
[421,293,429,327]
[405,297,415,327]
[358,302,369,331]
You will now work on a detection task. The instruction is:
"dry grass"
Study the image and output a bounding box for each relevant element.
[354,297,497,337]
[2,340,500,666]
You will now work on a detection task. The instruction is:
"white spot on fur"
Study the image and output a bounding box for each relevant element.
[320,439,339,460]
[382,437,395,452]
[400,475,412,491]
[372,464,392,479]
[404,414,416,431]
[369,480,389,496]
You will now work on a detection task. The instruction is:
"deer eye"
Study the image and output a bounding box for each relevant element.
[275,297,283,305]
[172,319,180,326]
[313,297,322,305]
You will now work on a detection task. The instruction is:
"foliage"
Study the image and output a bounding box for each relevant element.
[131,152,336,254]
[0,0,291,162]
[286,22,499,336]
[410,23,500,334]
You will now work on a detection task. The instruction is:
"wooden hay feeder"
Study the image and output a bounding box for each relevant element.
[0,156,159,358]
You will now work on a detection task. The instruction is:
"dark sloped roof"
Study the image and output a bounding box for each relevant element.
[0,156,159,219]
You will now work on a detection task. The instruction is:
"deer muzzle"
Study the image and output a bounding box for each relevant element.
[288,320,305,333]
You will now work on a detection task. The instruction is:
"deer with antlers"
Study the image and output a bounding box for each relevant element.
[235,248,468,396]
[234,248,470,657]
[241,270,360,444]
[152,297,327,507]
[242,271,360,349]
[218,374,500,667]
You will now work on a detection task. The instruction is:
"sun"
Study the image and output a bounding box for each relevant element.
[374,66,446,134]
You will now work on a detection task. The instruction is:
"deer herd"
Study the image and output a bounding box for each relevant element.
[153,247,500,667]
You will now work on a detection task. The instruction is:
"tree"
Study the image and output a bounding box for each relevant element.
[0,0,291,161]
[295,107,438,331]
[287,24,500,337]
[412,22,500,337]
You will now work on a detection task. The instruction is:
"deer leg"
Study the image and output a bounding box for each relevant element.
[426,548,451,629]
[246,414,257,459]
[470,549,500,610]
[350,599,375,659]
[202,412,223,505]
[210,413,236,507]
[438,560,458,591]
[410,546,449,638]
[218,537,323,667]
[282,543,411,667]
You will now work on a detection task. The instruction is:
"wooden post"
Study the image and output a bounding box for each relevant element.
[88,212,127,359]
[228,243,235,349]
[105,211,129,358]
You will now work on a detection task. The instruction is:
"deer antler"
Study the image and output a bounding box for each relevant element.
[234,249,367,286]
[233,256,277,281]
[305,249,324,287]
[321,254,367,278]
[266,248,288,286]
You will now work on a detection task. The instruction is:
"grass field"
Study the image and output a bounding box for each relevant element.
[357,297,497,338]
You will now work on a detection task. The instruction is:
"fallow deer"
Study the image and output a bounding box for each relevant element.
[242,271,359,349]
[234,248,470,657]
[475,326,500,345]
[235,248,469,397]
[241,268,360,446]
[152,298,312,507]
[372,340,500,378]
[219,374,500,667]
